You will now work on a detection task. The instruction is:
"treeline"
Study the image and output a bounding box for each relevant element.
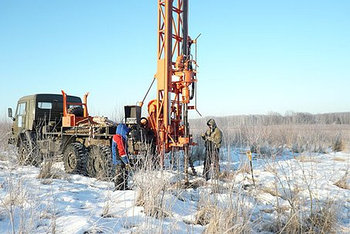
[189,112,349,154]
[190,112,350,129]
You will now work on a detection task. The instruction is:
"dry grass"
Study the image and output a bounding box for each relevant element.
[192,123,350,155]
[37,160,53,179]
[258,156,340,233]
[1,179,27,208]
[334,172,349,190]
[260,186,281,198]
[263,199,337,234]
[0,153,7,161]
[307,201,337,233]
[0,117,347,232]
[332,157,346,162]
[37,160,66,182]
[285,201,336,234]
[170,178,206,190]
[332,134,344,152]
[218,170,235,181]
[134,170,171,219]
[195,191,251,233]
[296,155,320,163]
[235,162,251,175]
[0,175,44,233]
[0,120,11,145]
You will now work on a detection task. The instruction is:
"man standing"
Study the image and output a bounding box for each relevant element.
[202,119,222,180]
[112,123,131,190]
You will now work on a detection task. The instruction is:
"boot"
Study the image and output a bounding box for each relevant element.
[114,164,129,190]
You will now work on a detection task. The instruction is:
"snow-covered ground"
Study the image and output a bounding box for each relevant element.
[0,148,349,233]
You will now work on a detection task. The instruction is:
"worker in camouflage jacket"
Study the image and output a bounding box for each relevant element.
[201,119,222,180]
[112,123,131,190]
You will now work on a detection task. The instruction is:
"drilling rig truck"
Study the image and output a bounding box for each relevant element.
[8,0,199,183]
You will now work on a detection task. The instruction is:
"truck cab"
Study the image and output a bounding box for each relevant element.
[8,94,82,146]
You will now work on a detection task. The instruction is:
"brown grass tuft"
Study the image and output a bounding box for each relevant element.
[260,186,281,197]
[268,200,337,234]
[37,160,64,181]
[334,172,349,190]
[37,160,53,179]
[134,170,171,219]
[218,170,235,181]
[297,155,320,163]
[332,157,346,162]
[236,162,251,174]
[195,193,251,233]
[332,134,344,152]
[305,201,337,233]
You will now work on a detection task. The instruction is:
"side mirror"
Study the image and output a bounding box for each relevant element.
[8,108,15,121]
[8,108,12,118]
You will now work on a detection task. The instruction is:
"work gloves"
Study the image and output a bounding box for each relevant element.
[125,164,131,170]
[201,133,207,140]
[202,133,213,142]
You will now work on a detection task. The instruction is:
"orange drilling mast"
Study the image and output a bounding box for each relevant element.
[146,0,198,176]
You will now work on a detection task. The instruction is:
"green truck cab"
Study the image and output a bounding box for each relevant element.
[8,94,82,145]
[8,94,83,166]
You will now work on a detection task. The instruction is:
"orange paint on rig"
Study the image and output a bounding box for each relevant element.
[149,0,198,163]
[61,90,92,127]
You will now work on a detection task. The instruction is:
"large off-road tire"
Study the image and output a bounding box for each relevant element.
[86,145,114,180]
[18,139,31,166]
[68,106,84,117]
[63,142,87,175]
[17,132,42,167]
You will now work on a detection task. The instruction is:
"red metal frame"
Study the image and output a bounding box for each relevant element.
[61,90,91,127]
[148,0,197,163]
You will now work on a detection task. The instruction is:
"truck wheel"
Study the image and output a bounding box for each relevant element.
[18,132,42,167]
[63,142,87,175]
[18,139,31,166]
[86,145,99,177]
[87,145,114,180]
[68,106,84,117]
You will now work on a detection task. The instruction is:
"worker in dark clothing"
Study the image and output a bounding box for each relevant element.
[202,119,222,180]
[112,123,131,190]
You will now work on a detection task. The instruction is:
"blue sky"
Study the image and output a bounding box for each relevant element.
[0,0,349,119]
